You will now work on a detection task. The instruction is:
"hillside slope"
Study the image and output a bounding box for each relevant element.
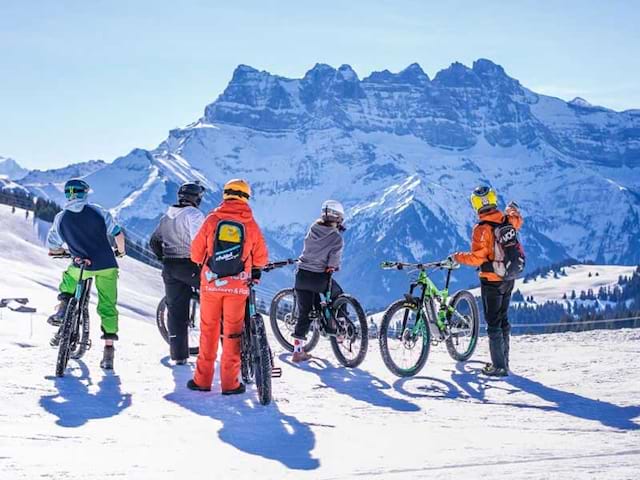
[1,203,639,479]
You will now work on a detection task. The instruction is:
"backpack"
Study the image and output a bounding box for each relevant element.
[207,219,246,279]
[478,217,525,281]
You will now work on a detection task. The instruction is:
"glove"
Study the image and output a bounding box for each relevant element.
[325,267,337,273]
[251,268,262,283]
[114,249,126,258]
[447,254,459,267]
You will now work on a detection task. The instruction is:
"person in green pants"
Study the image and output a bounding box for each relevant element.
[47,178,126,370]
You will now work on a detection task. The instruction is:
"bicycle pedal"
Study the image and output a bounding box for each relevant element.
[271,367,282,378]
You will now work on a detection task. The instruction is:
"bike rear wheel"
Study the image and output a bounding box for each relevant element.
[55,298,78,377]
[445,290,480,361]
[329,295,368,368]
[379,299,430,377]
[252,315,273,405]
[269,288,320,353]
[156,293,200,355]
[70,305,90,359]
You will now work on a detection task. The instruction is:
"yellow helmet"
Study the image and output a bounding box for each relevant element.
[470,186,498,213]
[223,179,251,203]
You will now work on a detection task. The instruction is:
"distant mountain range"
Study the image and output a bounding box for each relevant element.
[4,59,640,308]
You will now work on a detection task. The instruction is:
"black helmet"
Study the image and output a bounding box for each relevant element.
[178,181,205,207]
[64,178,90,200]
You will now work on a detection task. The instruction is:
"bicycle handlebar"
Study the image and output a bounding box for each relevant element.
[262,258,297,272]
[380,259,459,271]
[49,251,91,266]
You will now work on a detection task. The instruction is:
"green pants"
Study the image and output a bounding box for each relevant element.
[59,266,119,335]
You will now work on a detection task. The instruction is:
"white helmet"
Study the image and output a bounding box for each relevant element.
[321,200,345,223]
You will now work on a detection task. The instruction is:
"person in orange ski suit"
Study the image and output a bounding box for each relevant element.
[452,185,523,377]
[187,179,268,395]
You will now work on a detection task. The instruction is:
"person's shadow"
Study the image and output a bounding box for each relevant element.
[39,361,132,428]
[280,354,420,413]
[505,373,640,431]
[162,357,319,471]
[448,361,640,431]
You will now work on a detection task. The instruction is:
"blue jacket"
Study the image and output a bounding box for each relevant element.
[47,199,122,271]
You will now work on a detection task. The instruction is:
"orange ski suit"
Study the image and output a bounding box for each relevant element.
[453,207,523,281]
[190,199,268,391]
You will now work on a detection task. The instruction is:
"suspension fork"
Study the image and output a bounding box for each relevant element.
[400,283,426,336]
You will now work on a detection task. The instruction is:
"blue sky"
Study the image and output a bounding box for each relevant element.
[1,0,638,169]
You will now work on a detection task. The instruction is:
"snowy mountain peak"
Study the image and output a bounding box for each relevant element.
[0,156,28,180]
[433,61,481,88]
[568,96,599,109]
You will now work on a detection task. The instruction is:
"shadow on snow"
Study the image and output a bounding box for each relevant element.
[279,354,420,413]
[39,361,132,428]
[162,357,320,471]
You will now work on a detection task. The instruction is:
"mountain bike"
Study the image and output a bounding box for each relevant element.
[378,259,479,377]
[156,288,200,355]
[241,272,283,406]
[50,253,93,377]
[269,261,368,368]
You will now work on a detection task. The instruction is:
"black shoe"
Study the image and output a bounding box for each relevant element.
[481,363,508,377]
[47,297,70,326]
[49,331,61,347]
[174,359,188,366]
[187,379,211,392]
[100,346,115,370]
[222,383,246,396]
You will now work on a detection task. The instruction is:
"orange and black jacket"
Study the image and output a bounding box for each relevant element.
[454,208,523,282]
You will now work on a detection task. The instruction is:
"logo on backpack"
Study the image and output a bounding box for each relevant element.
[480,218,525,281]
[207,220,246,279]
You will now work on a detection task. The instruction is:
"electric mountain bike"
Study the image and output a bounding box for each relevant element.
[378,259,479,377]
[269,261,368,368]
[51,253,93,377]
[156,288,200,355]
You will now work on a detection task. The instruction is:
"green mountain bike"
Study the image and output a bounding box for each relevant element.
[378,259,479,377]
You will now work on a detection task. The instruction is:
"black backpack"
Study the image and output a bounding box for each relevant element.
[478,217,525,281]
[207,219,246,279]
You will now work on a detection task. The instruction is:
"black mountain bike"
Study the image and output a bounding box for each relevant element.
[378,259,480,377]
[51,253,93,377]
[241,273,283,406]
[269,261,368,368]
[156,288,200,355]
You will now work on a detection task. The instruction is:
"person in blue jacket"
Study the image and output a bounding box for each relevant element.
[47,178,126,370]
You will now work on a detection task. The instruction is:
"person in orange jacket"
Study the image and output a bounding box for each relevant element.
[187,179,268,395]
[452,186,524,377]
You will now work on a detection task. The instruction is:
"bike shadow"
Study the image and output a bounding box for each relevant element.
[161,357,319,471]
[449,360,520,402]
[279,354,420,413]
[39,361,132,428]
[393,375,466,400]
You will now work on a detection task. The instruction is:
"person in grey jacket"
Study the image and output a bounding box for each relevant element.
[150,182,205,364]
[292,200,346,362]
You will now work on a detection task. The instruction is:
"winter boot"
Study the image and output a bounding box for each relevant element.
[174,359,188,366]
[186,379,211,392]
[222,383,246,396]
[487,330,507,370]
[503,328,511,372]
[49,327,62,347]
[292,351,313,363]
[47,294,72,327]
[481,363,509,377]
[100,345,115,370]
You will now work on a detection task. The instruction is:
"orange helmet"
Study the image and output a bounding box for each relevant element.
[223,179,251,202]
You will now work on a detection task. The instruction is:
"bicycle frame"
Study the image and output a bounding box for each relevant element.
[402,267,457,341]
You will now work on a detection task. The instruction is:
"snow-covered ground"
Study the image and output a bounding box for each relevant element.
[1,204,639,479]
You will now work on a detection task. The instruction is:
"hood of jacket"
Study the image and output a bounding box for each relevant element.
[308,221,340,241]
[478,209,505,223]
[212,199,254,221]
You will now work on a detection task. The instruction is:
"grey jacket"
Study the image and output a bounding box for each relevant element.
[151,205,204,259]
[298,222,344,273]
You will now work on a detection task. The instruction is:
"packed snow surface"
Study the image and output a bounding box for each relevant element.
[1,205,639,479]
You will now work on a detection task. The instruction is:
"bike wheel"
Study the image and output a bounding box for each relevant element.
[378,299,430,377]
[70,305,90,360]
[156,294,200,355]
[55,298,78,377]
[252,315,272,406]
[445,290,480,361]
[269,288,319,353]
[329,295,368,368]
[241,317,254,384]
